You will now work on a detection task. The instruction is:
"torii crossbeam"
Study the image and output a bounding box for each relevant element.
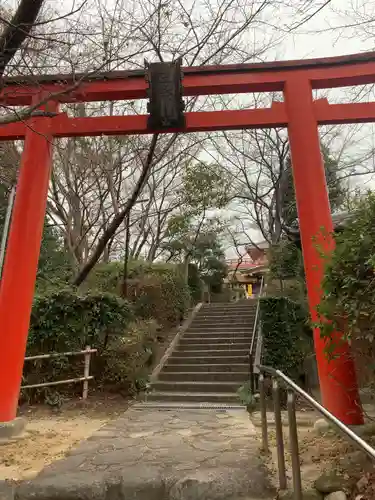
[1,51,375,425]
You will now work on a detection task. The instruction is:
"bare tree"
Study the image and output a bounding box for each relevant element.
[0,1,95,123]
[0,0,45,77]
[212,122,375,246]
[0,0,337,285]
[209,127,290,244]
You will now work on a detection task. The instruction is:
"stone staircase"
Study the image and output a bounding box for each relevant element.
[145,300,258,406]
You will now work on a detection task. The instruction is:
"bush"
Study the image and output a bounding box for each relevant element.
[85,260,184,293]
[269,240,304,280]
[316,193,375,386]
[22,289,134,403]
[188,263,203,303]
[36,223,73,292]
[129,271,190,326]
[260,296,311,380]
[83,261,123,294]
[85,260,191,327]
[210,289,232,302]
[318,192,375,345]
[95,319,160,394]
[267,240,306,304]
[23,260,192,403]
[28,289,133,353]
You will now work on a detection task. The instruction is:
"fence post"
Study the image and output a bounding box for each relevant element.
[82,346,91,399]
[273,378,287,490]
[258,373,269,453]
[287,390,303,500]
[249,354,255,394]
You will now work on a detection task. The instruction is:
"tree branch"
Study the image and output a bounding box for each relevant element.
[73,134,159,286]
[0,0,45,77]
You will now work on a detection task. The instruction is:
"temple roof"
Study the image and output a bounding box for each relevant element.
[285,211,355,243]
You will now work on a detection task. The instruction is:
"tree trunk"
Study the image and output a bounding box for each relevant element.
[0,0,45,76]
[121,212,131,298]
[73,134,158,286]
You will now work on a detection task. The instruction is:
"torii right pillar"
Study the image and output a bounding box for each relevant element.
[284,76,363,425]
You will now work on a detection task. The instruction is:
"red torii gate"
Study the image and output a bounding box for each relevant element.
[1,52,374,425]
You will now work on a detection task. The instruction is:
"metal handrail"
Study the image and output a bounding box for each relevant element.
[248,276,264,392]
[249,275,264,356]
[257,364,375,500]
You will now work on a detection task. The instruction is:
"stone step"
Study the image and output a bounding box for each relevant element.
[134,401,244,410]
[197,311,256,316]
[199,310,257,315]
[186,330,253,336]
[201,303,257,308]
[192,315,256,321]
[183,331,252,339]
[163,363,249,372]
[167,355,249,364]
[179,337,251,345]
[198,316,253,320]
[145,391,240,403]
[151,380,243,392]
[200,300,258,311]
[193,321,255,327]
[188,325,254,332]
[193,319,255,325]
[170,349,248,358]
[191,318,255,328]
[158,371,249,382]
[198,307,256,312]
[196,309,256,314]
[176,343,250,351]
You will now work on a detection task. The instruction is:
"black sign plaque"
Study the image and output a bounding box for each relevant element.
[146,60,185,130]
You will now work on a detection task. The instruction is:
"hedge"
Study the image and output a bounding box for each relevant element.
[92,318,160,394]
[318,192,375,345]
[85,260,191,327]
[23,260,192,403]
[85,260,185,292]
[28,289,133,353]
[188,263,203,303]
[259,296,311,380]
[22,289,135,403]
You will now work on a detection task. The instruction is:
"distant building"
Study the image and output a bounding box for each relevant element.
[224,212,353,298]
[224,241,269,297]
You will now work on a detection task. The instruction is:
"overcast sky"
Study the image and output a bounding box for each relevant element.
[222,1,375,258]
[45,0,375,258]
[5,0,374,260]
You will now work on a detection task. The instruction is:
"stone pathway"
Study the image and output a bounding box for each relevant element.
[15,408,275,500]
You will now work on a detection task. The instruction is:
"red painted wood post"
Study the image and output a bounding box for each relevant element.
[0,102,56,422]
[284,76,363,425]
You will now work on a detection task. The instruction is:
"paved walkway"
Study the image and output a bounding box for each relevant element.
[15,407,275,500]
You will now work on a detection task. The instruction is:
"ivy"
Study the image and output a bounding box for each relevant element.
[260,296,311,379]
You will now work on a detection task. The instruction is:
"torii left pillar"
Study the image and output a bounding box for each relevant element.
[0,102,56,423]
